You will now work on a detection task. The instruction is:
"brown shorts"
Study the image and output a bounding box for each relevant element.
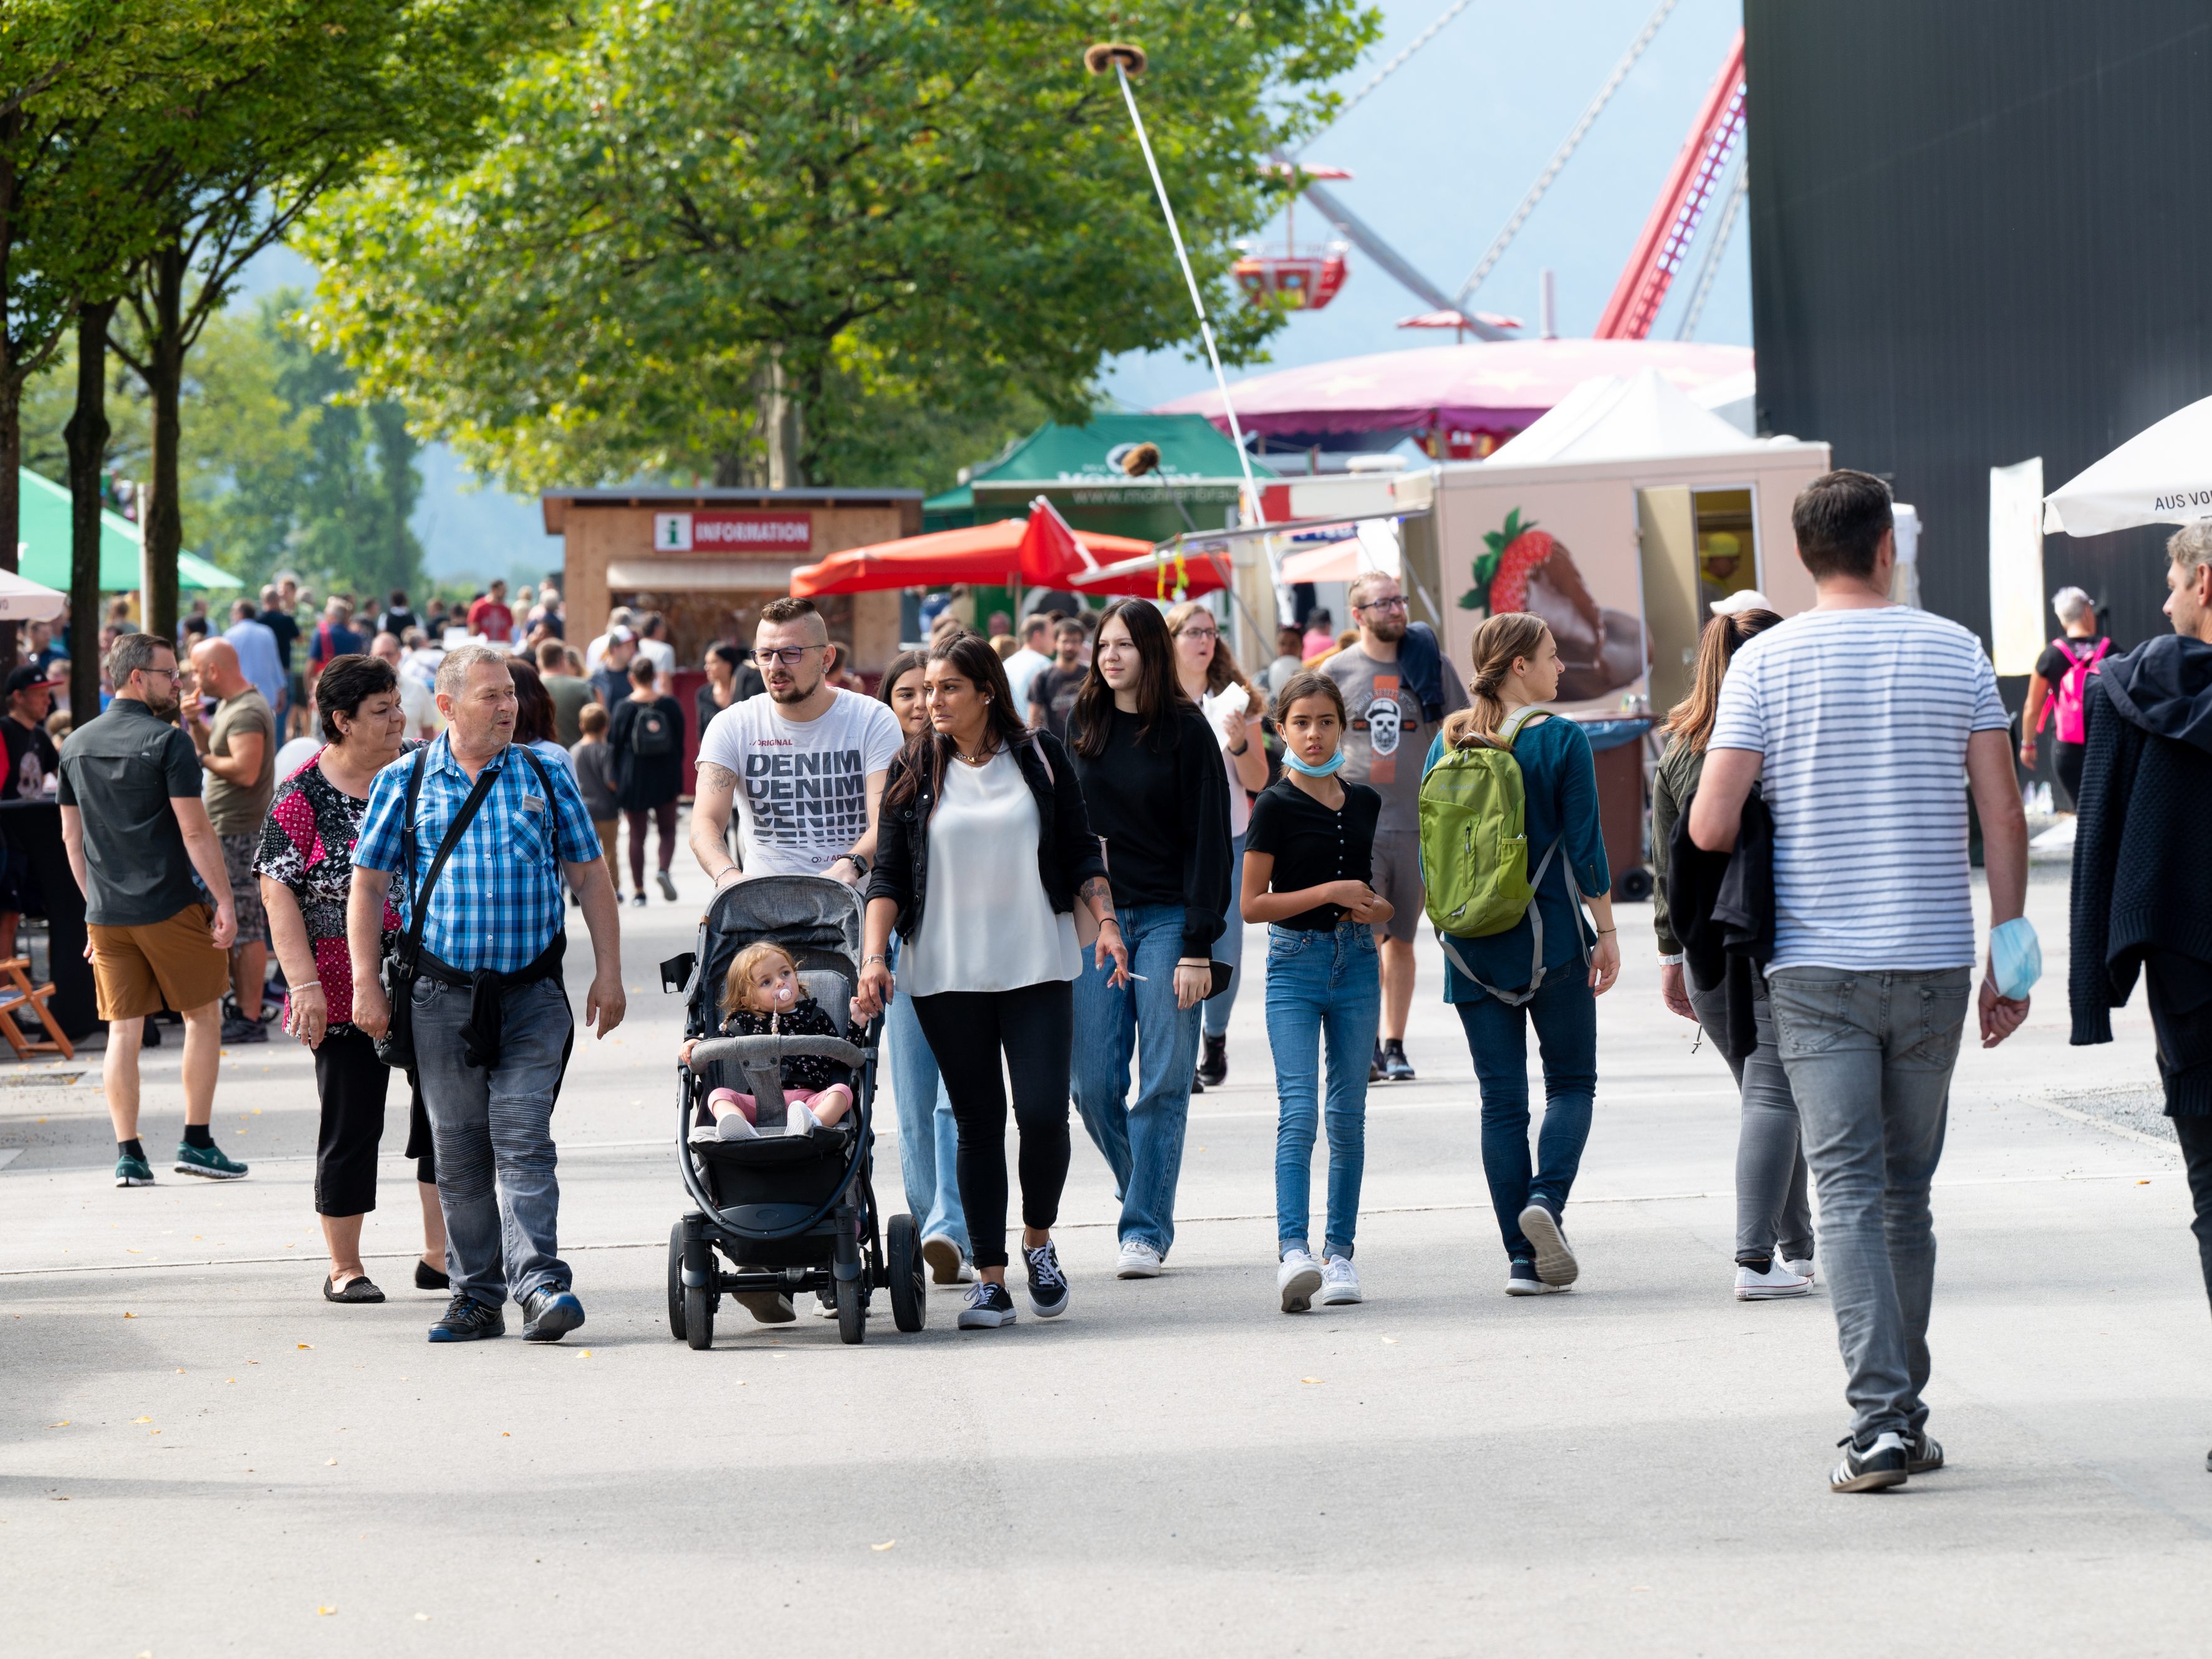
[88,903,231,1021]
[1368,832,1425,945]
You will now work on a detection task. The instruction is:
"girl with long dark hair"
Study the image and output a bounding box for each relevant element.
[1424,612,1618,1297]
[1065,600,1232,1279]
[856,634,1128,1329]
[1651,608,1814,1300]
[1166,600,1269,1091]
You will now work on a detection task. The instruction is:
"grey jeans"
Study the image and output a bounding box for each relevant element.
[1685,969,1814,1264]
[411,975,575,1308]
[1767,965,1971,1443]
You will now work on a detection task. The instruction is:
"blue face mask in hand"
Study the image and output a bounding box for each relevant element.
[1990,917,2041,1000]
[1284,748,1346,778]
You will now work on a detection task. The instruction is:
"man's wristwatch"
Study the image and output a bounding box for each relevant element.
[835,852,870,877]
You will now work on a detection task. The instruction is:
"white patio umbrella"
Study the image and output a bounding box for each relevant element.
[2042,392,2212,535]
[0,554,67,620]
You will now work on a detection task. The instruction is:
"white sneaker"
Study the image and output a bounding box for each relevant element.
[809,1294,837,1319]
[786,1102,818,1135]
[1783,1256,1815,1285]
[716,1112,760,1142]
[1115,1239,1163,1279]
[1319,1254,1362,1306]
[1277,1249,1322,1314]
[1735,1259,1814,1301]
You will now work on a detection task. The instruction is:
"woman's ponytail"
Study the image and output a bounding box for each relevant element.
[1442,612,1552,748]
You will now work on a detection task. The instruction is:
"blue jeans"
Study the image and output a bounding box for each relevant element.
[1266,920,1379,1259]
[410,974,574,1307]
[1203,832,1246,1039]
[1071,902,1203,1254]
[1456,973,1598,1261]
[885,938,969,1257]
[1767,965,1969,1443]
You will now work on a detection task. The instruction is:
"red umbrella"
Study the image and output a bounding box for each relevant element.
[790,509,1156,596]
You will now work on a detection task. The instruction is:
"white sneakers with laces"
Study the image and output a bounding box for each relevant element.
[1735,1259,1814,1300]
[1277,1249,1322,1313]
[1318,1254,1362,1306]
[1115,1239,1163,1279]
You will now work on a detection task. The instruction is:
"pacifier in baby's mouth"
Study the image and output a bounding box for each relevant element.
[772,981,796,1005]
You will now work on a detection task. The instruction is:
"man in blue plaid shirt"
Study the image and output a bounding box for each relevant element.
[348,644,625,1345]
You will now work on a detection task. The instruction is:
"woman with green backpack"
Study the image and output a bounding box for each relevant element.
[1420,612,1619,1296]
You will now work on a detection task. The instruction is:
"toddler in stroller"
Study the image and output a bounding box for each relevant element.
[682,942,856,1145]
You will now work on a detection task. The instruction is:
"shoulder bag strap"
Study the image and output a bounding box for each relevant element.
[398,750,502,968]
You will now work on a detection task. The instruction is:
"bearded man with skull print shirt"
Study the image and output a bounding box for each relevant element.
[1323,572,1468,1082]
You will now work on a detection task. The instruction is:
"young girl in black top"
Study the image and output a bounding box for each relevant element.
[679,942,853,1143]
[1241,671,1390,1313]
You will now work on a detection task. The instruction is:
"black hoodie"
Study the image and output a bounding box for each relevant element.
[2069,634,2212,1109]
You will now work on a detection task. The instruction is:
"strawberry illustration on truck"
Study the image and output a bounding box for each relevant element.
[1459,507,1648,703]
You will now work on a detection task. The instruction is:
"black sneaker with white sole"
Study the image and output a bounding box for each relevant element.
[958,1281,1017,1329]
[1830,1430,1910,1492]
[1504,1258,1562,1297]
[1024,1242,1069,1319]
[1903,1425,1943,1474]
[1517,1200,1579,1287]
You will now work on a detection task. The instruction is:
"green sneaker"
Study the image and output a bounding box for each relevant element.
[173,1141,248,1180]
[114,1152,154,1187]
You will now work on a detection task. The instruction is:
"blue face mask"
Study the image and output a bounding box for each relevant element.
[1284,748,1346,778]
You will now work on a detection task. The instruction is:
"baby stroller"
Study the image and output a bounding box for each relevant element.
[660,874,925,1347]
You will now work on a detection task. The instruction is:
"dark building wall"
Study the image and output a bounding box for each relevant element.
[1745,1,2212,655]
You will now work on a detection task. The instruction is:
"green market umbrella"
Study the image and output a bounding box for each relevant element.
[16,468,241,592]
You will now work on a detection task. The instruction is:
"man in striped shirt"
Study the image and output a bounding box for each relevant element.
[1691,469,2030,1494]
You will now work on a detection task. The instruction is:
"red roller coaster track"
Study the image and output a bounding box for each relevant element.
[1594,29,1746,340]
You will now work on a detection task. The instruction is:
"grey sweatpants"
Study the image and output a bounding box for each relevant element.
[1686,968,1814,1264]
[1767,965,1971,1443]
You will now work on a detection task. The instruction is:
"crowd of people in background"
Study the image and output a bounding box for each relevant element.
[48,463,2212,1491]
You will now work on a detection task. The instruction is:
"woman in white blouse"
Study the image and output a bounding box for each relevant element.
[855,635,1128,1332]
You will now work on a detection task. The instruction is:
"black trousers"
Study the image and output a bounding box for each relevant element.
[2054,739,2085,807]
[2174,1117,2212,1319]
[911,981,1074,1271]
[315,1026,392,1217]
[625,800,678,888]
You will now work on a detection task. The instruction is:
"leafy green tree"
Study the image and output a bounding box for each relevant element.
[305,0,1379,493]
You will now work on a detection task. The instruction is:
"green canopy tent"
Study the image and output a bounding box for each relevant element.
[16,468,241,592]
[923,413,1276,538]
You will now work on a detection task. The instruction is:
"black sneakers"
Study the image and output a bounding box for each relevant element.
[1197,1032,1228,1087]
[427,1294,506,1343]
[522,1288,587,1344]
[1380,1039,1415,1082]
[1517,1200,1579,1287]
[1024,1242,1069,1319]
[1903,1426,1944,1474]
[1830,1430,1911,1492]
[958,1281,1017,1329]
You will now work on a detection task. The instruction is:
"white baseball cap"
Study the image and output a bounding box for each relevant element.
[1709,589,1774,617]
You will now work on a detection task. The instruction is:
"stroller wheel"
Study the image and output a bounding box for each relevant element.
[666,1221,688,1342]
[835,1269,865,1344]
[887,1214,926,1333]
[685,1278,716,1350]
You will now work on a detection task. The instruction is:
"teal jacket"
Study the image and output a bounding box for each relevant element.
[1422,714,1610,1001]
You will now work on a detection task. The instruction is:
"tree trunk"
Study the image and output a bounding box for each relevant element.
[139,244,186,640]
[757,347,805,490]
[65,299,115,722]
[0,106,21,672]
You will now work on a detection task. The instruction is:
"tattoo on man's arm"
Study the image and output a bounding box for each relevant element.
[695,762,734,791]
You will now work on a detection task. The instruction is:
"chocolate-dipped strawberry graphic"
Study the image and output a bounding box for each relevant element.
[1459,508,1648,702]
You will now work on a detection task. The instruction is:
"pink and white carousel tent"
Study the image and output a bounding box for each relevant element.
[1152,338,1753,459]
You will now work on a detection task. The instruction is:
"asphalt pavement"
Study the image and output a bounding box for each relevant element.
[6,844,2211,1657]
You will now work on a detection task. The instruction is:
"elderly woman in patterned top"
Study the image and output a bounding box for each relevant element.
[255,653,447,1305]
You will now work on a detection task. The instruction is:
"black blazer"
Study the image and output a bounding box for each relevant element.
[866,728,1109,941]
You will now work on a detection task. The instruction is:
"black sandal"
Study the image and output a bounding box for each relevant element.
[323,1274,386,1304]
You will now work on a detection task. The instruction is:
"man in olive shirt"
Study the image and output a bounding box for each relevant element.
[188,637,276,1043]
[59,633,242,1186]
[1322,572,1468,1082]
[539,638,593,748]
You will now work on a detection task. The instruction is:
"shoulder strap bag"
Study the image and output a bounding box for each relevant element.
[373,746,502,1075]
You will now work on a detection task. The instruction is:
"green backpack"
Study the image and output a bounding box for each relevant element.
[1418,706,1578,1007]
